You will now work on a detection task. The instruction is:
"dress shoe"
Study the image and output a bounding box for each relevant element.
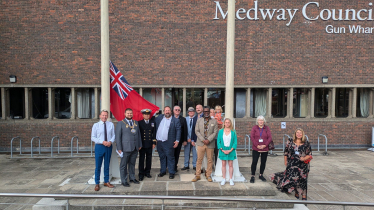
[193,167,196,170]
[259,175,266,182]
[104,182,114,188]
[122,182,130,187]
[158,172,166,177]
[94,184,100,191]
[191,176,201,182]
[130,179,140,184]
[145,174,152,178]
[181,166,190,170]
[169,174,175,179]
[206,176,213,182]
[139,177,144,181]
[250,176,255,183]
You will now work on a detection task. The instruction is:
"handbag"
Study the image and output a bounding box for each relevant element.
[268,140,275,150]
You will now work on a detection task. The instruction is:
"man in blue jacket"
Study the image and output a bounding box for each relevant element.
[155,106,181,179]
[181,107,198,170]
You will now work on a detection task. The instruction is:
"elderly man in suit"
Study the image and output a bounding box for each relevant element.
[192,106,218,182]
[172,105,187,172]
[116,108,142,187]
[138,109,157,181]
[155,106,181,179]
[181,107,198,170]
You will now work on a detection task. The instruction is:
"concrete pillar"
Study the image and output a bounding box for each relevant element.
[327,88,332,118]
[24,88,31,120]
[310,88,315,118]
[94,88,99,119]
[224,0,235,119]
[331,88,336,118]
[267,88,272,118]
[245,88,251,118]
[204,88,208,106]
[161,88,165,110]
[352,87,357,118]
[183,88,186,117]
[1,88,6,120]
[139,88,143,97]
[369,89,374,118]
[48,88,55,120]
[101,0,110,114]
[288,88,293,118]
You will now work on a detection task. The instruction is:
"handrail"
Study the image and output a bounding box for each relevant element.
[244,134,250,154]
[30,136,41,157]
[51,136,60,157]
[318,134,328,155]
[283,134,291,152]
[0,193,373,208]
[305,134,309,142]
[70,136,79,157]
[91,139,93,157]
[10,137,22,158]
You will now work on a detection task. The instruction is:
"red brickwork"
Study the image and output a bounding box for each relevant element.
[1,0,373,85]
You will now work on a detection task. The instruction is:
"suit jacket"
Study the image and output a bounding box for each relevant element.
[138,119,156,149]
[186,115,197,142]
[175,115,187,144]
[155,115,181,145]
[115,119,142,152]
[195,117,218,148]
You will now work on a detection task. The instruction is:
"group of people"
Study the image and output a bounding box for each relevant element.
[91,105,312,200]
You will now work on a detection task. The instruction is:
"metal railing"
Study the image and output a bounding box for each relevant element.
[1,193,374,210]
[318,134,328,155]
[51,136,60,157]
[305,134,309,142]
[282,134,291,152]
[10,137,22,158]
[70,136,79,157]
[244,134,250,155]
[30,136,41,157]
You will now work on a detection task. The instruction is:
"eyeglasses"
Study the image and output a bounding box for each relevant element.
[203,111,210,113]
[174,109,181,111]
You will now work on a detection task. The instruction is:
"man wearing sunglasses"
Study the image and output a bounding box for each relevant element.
[172,105,187,173]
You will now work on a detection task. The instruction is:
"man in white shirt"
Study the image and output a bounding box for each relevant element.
[91,110,115,191]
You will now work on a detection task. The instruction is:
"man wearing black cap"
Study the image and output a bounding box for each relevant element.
[138,109,157,181]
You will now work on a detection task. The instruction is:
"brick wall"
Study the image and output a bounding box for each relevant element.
[1,0,373,85]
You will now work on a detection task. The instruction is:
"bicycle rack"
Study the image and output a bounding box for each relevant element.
[71,136,79,157]
[30,136,41,157]
[318,134,328,155]
[244,135,251,155]
[51,136,60,157]
[283,134,291,152]
[10,137,22,158]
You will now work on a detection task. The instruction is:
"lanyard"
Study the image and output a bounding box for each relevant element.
[259,126,264,138]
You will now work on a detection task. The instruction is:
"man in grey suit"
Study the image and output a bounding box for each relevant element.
[155,106,181,179]
[116,108,142,187]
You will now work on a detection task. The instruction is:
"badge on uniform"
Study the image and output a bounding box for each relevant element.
[259,139,263,143]
[131,129,136,133]
[295,151,300,155]
[211,124,214,126]
[151,123,154,127]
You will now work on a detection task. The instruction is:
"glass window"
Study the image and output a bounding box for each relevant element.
[32,88,48,119]
[315,88,329,118]
[336,88,349,118]
[272,88,287,118]
[207,88,225,113]
[55,88,71,119]
[293,88,308,118]
[133,88,139,94]
[77,88,95,119]
[186,88,204,112]
[357,88,370,118]
[9,88,25,119]
[0,89,2,119]
[143,88,162,109]
[164,88,174,108]
[251,88,267,117]
[234,88,246,118]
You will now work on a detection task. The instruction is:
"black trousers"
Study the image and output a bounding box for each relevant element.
[174,142,183,170]
[139,147,153,176]
[251,150,268,176]
[214,138,218,165]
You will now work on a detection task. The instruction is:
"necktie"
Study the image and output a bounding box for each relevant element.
[146,120,149,124]
[129,120,133,126]
[190,118,192,128]
[104,122,108,142]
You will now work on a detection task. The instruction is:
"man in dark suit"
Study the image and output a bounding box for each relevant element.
[116,108,142,187]
[138,109,157,181]
[172,105,187,172]
[155,106,181,179]
[181,107,198,170]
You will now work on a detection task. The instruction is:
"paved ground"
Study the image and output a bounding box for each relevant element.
[0,149,374,209]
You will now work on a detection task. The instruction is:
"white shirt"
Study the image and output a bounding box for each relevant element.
[223,132,231,147]
[91,120,115,144]
[156,116,172,142]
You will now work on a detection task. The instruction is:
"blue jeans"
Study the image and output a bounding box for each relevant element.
[157,140,176,174]
[183,142,197,168]
[95,144,112,184]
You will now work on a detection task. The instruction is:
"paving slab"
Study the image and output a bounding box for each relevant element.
[139,182,167,195]
[167,181,194,196]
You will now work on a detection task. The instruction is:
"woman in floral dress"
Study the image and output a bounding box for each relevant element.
[270,128,312,200]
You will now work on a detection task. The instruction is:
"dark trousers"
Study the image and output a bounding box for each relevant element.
[158,140,176,174]
[139,147,153,176]
[120,149,138,184]
[174,142,183,170]
[251,150,268,176]
[214,138,218,165]
[94,144,112,184]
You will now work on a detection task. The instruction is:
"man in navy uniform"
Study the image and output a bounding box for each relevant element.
[138,109,157,181]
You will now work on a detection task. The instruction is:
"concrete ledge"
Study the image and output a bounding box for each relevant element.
[32,198,67,210]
